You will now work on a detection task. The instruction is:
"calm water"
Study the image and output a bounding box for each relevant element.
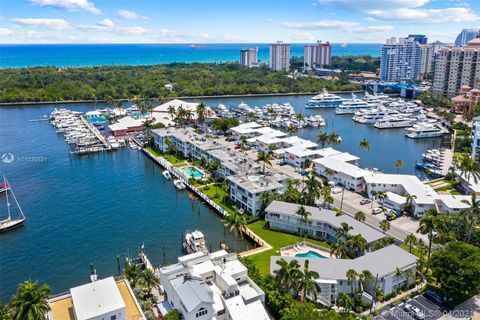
[0,104,249,302]
[0,94,443,301]
[0,43,381,68]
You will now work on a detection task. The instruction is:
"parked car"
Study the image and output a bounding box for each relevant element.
[404,303,425,320]
[385,209,397,220]
[277,160,287,166]
[328,181,335,187]
[234,144,241,149]
[225,137,235,142]
[387,213,397,221]
[360,198,371,205]
[372,207,383,215]
[423,290,448,308]
[331,187,342,194]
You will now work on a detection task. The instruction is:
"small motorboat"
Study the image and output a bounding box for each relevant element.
[173,179,186,190]
[162,170,172,180]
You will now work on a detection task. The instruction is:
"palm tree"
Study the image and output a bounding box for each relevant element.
[404,233,417,253]
[296,205,311,224]
[10,280,51,320]
[196,102,206,127]
[354,211,366,222]
[395,159,404,174]
[337,292,354,312]
[140,268,160,295]
[346,269,357,295]
[317,131,329,148]
[302,173,322,206]
[167,105,176,119]
[379,219,390,234]
[297,260,321,302]
[460,193,480,243]
[375,191,388,204]
[359,138,370,151]
[359,270,373,293]
[459,155,480,183]
[295,112,304,122]
[224,211,247,238]
[124,263,142,288]
[330,241,349,259]
[256,151,273,174]
[273,258,301,290]
[403,194,417,216]
[336,222,353,242]
[395,267,403,278]
[286,123,297,133]
[320,185,333,208]
[416,212,437,273]
[327,131,341,147]
[347,234,368,257]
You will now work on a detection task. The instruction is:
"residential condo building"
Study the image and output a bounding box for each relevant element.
[455,29,480,47]
[380,36,423,82]
[159,250,269,320]
[240,48,258,67]
[304,40,332,70]
[432,38,480,96]
[269,41,290,71]
[419,41,444,78]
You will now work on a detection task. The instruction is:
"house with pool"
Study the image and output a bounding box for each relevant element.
[265,201,386,249]
[270,245,418,306]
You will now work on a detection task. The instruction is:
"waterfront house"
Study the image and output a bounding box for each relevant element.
[434,194,471,213]
[152,99,217,127]
[109,116,144,137]
[229,122,265,140]
[314,156,366,192]
[47,276,145,320]
[159,250,269,320]
[270,245,418,306]
[228,171,288,214]
[265,201,386,248]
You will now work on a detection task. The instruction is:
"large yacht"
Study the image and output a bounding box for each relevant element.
[405,123,447,139]
[363,92,391,103]
[335,93,379,114]
[353,108,403,124]
[306,89,345,108]
[373,115,415,129]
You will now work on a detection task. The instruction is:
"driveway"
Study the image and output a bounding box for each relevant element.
[379,294,444,320]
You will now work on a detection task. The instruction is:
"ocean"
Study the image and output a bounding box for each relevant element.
[0,43,381,68]
[0,94,445,301]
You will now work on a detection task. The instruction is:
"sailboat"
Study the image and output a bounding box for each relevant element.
[0,177,26,233]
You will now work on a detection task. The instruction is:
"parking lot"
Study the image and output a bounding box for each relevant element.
[379,294,444,320]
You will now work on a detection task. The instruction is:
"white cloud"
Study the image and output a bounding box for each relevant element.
[97,18,114,27]
[281,20,392,33]
[116,9,147,20]
[12,18,69,30]
[318,0,430,10]
[120,26,149,35]
[367,7,480,23]
[29,0,100,14]
[289,32,316,41]
[0,28,14,36]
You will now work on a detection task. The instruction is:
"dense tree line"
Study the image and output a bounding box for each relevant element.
[330,55,380,73]
[0,63,361,103]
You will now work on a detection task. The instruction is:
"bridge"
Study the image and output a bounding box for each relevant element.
[362,82,427,98]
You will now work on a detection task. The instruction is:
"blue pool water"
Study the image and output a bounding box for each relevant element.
[295,250,327,259]
[131,113,149,118]
[184,167,205,178]
[87,115,108,124]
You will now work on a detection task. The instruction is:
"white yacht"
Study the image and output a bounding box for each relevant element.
[306,115,326,127]
[182,230,208,254]
[162,170,173,180]
[373,115,415,129]
[405,123,447,139]
[353,108,402,124]
[335,93,379,114]
[363,92,390,103]
[306,89,345,108]
[173,179,186,190]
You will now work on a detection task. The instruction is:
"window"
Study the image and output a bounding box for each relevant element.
[196,307,208,318]
[111,316,117,320]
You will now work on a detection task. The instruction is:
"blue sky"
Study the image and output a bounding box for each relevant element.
[0,0,479,44]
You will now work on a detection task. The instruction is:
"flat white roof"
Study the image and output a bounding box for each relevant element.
[230,122,263,134]
[330,152,359,163]
[436,194,471,209]
[314,156,367,178]
[70,277,125,320]
[153,99,199,113]
[284,146,321,158]
[386,191,407,205]
[315,147,343,158]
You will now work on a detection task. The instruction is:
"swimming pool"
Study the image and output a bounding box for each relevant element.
[131,112,149,118]
[183,167,204,178]
[295,250,327,259]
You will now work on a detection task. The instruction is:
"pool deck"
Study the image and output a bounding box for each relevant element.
[281,242,334,259]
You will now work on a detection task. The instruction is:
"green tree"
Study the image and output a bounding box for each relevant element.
[346,269,357,295]
[297,260,321,302]
[273,258,301,291]
[196,102,206,127]
[124,263,142,288]
[337,292,354,312]
[296,205,311,224]
[317,131,329,148]
[355,211,366,222]
[347,234,368,257]
[302,173,322,206]
[164,309,181,320]
[139,268,160,295]
[223,211,247,238]
[359,138,370,152]
[10,280,51,320]
[404,233,417,253]
[459,155,480,183]
[327,131,341,147]
[256,151,274,174]
[395,159,404,174]
[430,241,480,298]
[379,219,390,234]
[417,211,439,273]
[281,302,339,320]
[459,193,480,243]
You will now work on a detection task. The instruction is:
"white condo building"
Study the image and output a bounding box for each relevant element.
[159,250,269,320]
[240,48,258,67]
[472,116,480,159]
[269,41,290,71]
[380,36,423,82]
[304,40,332,70]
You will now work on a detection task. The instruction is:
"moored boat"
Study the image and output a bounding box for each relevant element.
[173,179,186,190]
[182,230,209,254]
[0,177,26,233]
[162,170,172,180]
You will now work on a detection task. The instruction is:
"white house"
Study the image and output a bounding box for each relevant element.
[314,156,367,192]
[160,250,269,320]
[271,245,417,306]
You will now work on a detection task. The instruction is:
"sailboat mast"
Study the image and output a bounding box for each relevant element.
[5,178,25,220]
[4,177,11,221]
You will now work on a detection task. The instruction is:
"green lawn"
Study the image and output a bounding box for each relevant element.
[246,220,331,274]
[199,184,237,215]
[146,147,186,165]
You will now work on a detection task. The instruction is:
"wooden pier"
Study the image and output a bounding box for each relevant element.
[80,116,110,149]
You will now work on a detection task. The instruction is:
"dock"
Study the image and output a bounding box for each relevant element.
[80,116,110,149]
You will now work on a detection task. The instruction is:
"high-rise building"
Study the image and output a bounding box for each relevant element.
[380,36,423,82]
[419,41,444,78]
[455,29,480,47]
[269,41,290,71]
[432,38,480,96]
[240,48,258,67]
[408,34,428,45]
[303,40,332,70]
